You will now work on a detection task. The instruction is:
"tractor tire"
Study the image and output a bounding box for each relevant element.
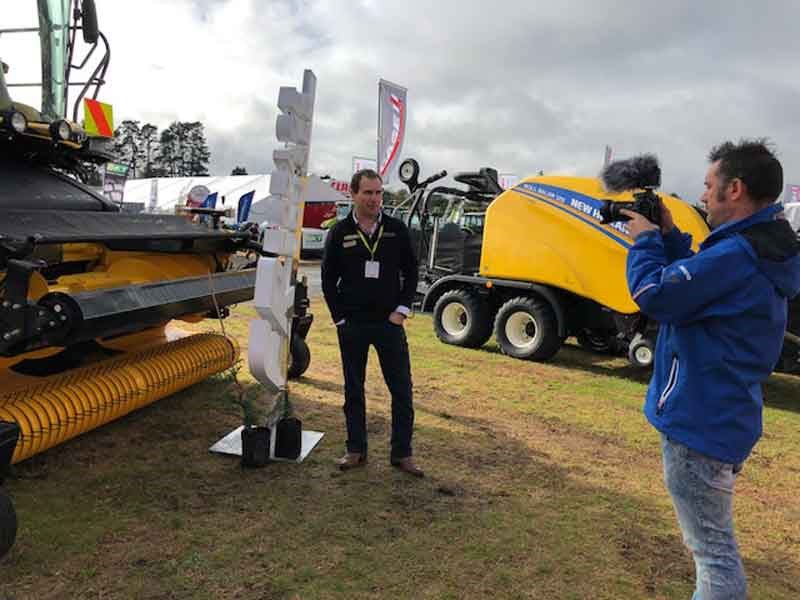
[288,334,311,379]
[433,289,492,348]
[628,336,655,368]
[0,487,16,560]
[494,296,561,361]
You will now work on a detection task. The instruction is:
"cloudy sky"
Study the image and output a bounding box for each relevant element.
[3,1,800,199]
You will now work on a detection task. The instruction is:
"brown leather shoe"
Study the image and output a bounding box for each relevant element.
[391,457,424,478]
[336,452,366,471]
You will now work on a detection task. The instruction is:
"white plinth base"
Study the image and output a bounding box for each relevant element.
[209,426,324,463]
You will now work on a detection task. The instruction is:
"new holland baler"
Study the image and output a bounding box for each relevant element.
[400,160,710,366]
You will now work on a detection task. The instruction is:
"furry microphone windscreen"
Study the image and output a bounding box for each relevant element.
[601,154,661,192]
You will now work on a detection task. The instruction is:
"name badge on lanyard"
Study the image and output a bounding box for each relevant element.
[357,225,384,280]
[365,260,380,278]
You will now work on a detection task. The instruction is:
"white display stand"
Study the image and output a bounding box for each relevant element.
[209,427,324,464]
[212,69,322,464]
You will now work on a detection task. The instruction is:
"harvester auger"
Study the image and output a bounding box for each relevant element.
[0,1,267,559]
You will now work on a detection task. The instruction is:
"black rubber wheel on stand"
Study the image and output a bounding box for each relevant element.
[288,334,311,379]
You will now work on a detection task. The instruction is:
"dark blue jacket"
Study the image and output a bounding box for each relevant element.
[321,212,418,324]
[627,203,800,464]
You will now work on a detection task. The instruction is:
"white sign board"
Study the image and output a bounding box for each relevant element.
[352,156,377,174]
[499,174,520,190]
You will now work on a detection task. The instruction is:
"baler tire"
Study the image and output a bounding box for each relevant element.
[576,329,613,354]
[627,337,655,368]
[433,289,492,348]
[494,296,561,361]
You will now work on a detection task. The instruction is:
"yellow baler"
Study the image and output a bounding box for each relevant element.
[480,176,709,313]
[413,170,710,365]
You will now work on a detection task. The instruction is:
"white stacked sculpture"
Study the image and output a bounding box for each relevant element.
[210,71,323,463]
[249,70,316,398]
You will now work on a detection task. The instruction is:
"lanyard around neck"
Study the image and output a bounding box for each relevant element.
[356,225,384,260]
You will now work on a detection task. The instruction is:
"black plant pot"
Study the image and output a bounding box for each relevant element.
[240,425,270,468]
[274,417,302,460]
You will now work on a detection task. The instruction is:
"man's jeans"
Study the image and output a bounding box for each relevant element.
[336,320,414,461]
[661,434,746,600]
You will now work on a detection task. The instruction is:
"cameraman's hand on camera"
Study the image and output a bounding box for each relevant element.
[658,199,675,234]
[620,210,659,239]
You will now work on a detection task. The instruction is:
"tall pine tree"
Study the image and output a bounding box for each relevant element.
[184,121,210,176]
[139,123,160,178]
[155,123,183,177]
[155,121,211,177]
[112,120,212,178]
[111,120,143,177]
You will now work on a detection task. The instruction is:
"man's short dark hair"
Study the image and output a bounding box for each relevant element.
[351,169,382,194]
[708,139,783,205]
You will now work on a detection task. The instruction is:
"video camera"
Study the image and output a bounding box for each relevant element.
[598,154,662,226]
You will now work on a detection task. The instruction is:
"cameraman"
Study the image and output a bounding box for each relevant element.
[622,140,800,599]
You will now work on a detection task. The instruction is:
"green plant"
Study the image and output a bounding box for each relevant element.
[237,390,264,428]
[222,361,298,428]
[270,390,295,423]
[223,361,265,427]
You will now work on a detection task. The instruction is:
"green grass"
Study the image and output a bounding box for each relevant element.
[1,300,799,599]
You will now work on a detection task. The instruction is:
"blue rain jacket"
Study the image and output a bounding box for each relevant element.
[627,203,800,464]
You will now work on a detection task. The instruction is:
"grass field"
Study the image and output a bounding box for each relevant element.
[1,300,799,599]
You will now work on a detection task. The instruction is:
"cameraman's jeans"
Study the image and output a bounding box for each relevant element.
[661,434,746,600]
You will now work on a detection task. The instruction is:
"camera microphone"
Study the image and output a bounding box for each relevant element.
[598,154,663,226]
[601,154,661,193]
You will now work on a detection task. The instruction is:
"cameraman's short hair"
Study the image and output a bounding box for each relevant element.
[351,169,382,194]
[708,139,783,205]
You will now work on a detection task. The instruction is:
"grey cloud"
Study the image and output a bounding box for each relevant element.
[188,0,800,198]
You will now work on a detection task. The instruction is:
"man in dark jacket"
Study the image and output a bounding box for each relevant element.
[623,139,800,599]
[321,169,423,476]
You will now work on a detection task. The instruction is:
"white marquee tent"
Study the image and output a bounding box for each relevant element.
[122,174,347,219]
[122,175,270,214]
